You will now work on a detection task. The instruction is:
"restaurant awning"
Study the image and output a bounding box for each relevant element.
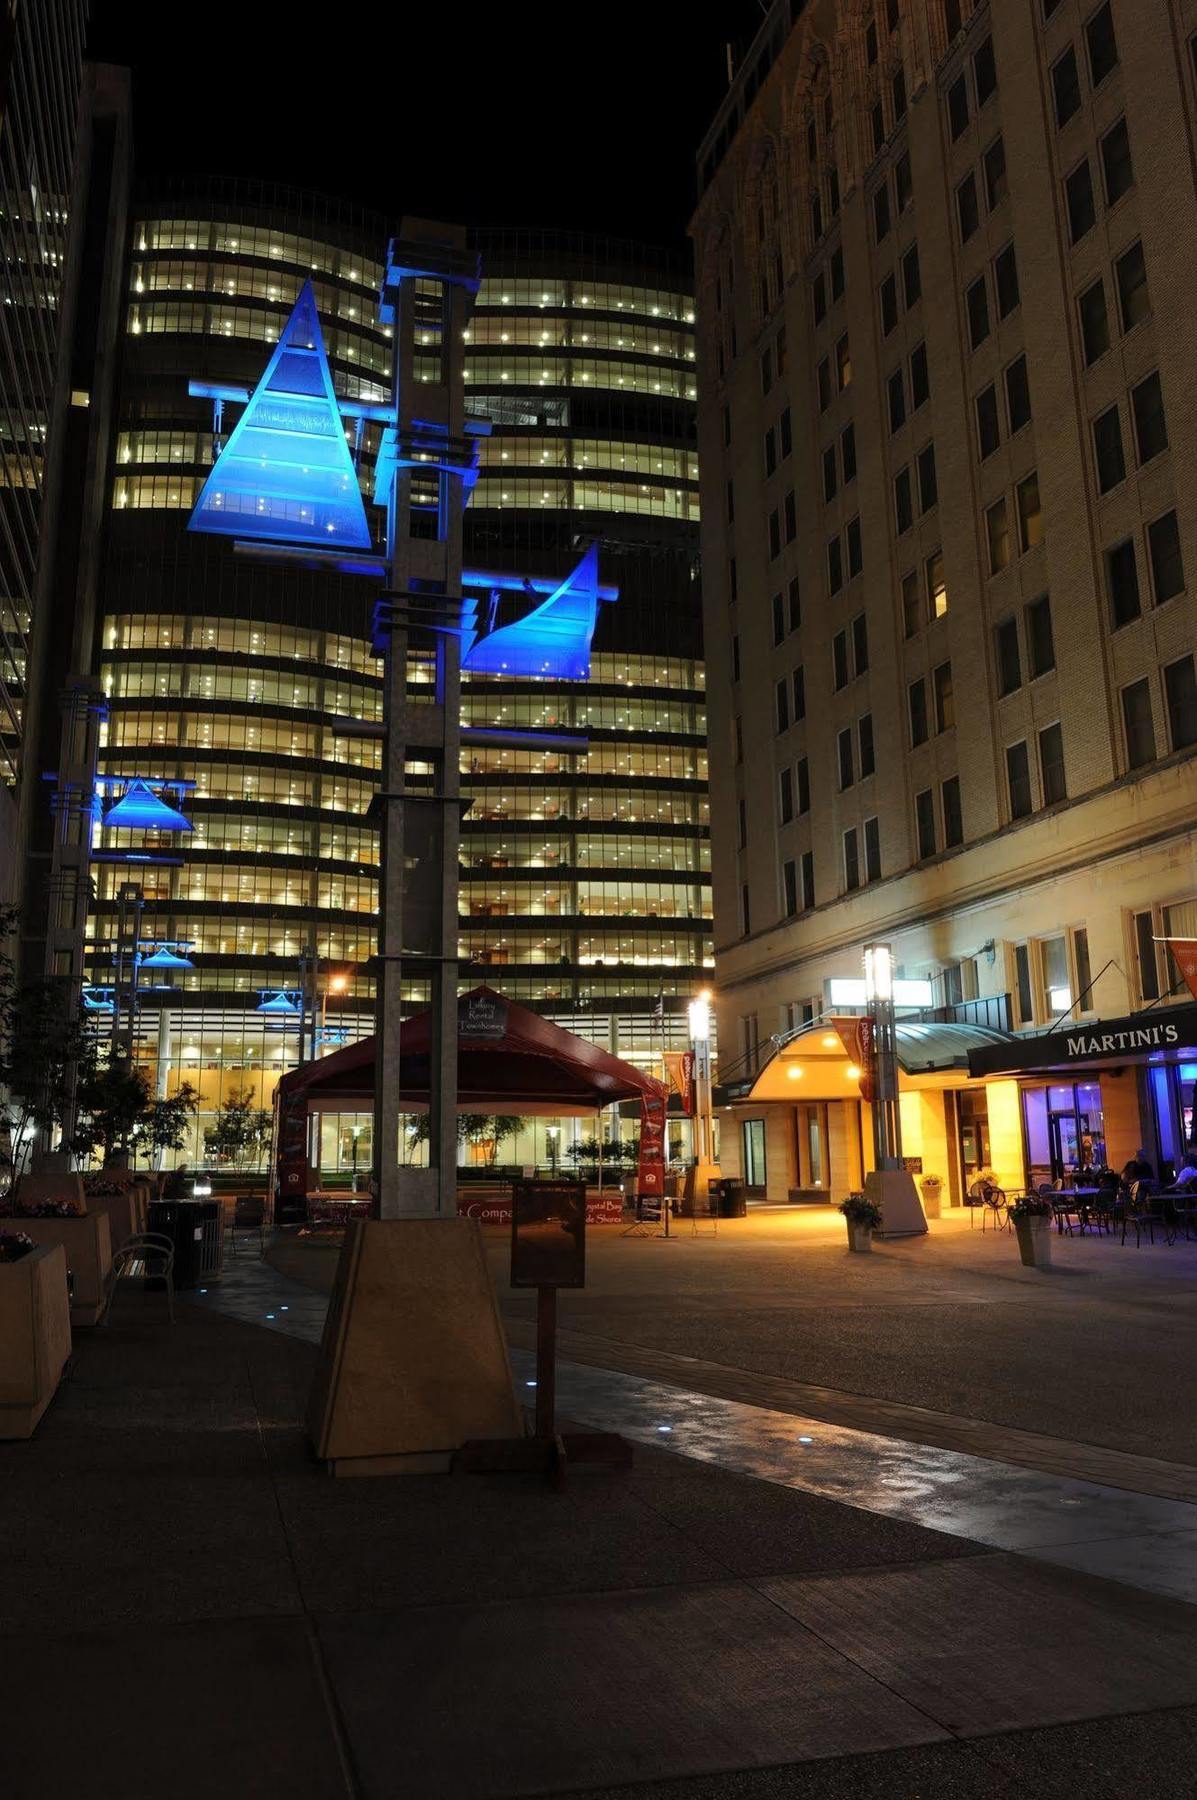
[967,1003,1197,1080]
[275,985,666,1115]
[741,1017,1014,1103]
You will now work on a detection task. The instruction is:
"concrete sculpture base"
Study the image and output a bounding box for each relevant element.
[307,1217,523,1476]
[0,1244,72,1438]
[866,1169,928,1238]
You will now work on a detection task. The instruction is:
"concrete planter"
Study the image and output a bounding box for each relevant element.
[847,1222,873,1254]
[1014,1215,1053,1269]
[82,1180,148,1251]
[1,1211,112,1325]
[0,1243,72,1438]
[920,1179,943,1220]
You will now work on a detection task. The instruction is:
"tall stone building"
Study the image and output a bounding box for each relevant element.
[692,0,1197,1202]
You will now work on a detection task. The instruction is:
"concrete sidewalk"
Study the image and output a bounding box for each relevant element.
[4,1285,1197,1797]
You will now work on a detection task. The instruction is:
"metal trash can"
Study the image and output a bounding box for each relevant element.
[147,1198,223,1289]
[710,1178,746,1218]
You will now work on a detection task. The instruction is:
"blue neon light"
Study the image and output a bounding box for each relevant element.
[188,282,372,551]
[102,780,193,833]
[461,542,610,680]
[138,946,195,970]
[256,991,303,1018]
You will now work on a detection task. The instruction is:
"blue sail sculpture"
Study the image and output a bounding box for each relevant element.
[188,282,372,551]
[461,542,605,680]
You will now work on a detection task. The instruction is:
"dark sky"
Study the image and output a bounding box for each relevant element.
[86,2,768,251]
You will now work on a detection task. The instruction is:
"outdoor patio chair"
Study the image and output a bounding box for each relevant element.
[1043,1182,1081,1236]
[970,1180,1008,1232]
[1120,1181,1164,1248]
[227,1193,266,1258]
[105,1232,175,1325]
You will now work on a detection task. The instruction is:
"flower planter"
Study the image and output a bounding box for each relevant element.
[0,1243,72,1438]
[847,1222,873,1254]
[0,1211,112,1325]
[920,1179,943,1220]
[1014,1215,1053,1269]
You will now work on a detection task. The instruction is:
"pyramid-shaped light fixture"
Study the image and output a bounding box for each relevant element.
[188,282,372,551]
[103,779,193,832]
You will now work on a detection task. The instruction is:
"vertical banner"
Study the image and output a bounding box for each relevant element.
[1160,937,1197,1003]
[662,1050,695,1115]
[637,1087,668,1196]
[827,1015,876,1103]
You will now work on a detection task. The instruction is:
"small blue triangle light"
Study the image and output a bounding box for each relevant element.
[188,281,372,551]
[256,990,303,1018]
[138,945,195,970]
[103,779,193,832]
[462,543,606,681]
[82,986,114,1013]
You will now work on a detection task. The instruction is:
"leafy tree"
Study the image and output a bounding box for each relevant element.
[487,1115,520,1167]
[0,905,91,1192]
[72,1053,199,1168]
[204,1084,272,1168]
[402,1112,429,1164]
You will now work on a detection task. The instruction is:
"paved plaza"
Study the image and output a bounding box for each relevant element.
[6,1209,1197,1797]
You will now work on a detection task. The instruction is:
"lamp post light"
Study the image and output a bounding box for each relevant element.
[863,940,903,1173]
[320,969,349,1053]
[688,987,716,1173]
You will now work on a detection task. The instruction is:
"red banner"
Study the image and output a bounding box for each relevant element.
[827,1015,875,1103]
[1162,937,1197,1004]
[662,1050,695,1115]
[456,1189,622,1226]
[637,1087,668,1196]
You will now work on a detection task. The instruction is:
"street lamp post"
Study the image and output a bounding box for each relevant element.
[863,941,902,1171]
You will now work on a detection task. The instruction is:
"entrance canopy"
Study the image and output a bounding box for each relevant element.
[745,1017,1012,1103]
[276,986,666,1115]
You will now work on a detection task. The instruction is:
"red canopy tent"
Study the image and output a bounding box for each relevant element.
[272,986,667,1222]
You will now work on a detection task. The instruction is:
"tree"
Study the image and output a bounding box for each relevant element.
[0,906,90,1193]
[459,1113,521,1167]
[204,1084,272,1168]
[402,1112,429,1164]
[71,1054,199,1168]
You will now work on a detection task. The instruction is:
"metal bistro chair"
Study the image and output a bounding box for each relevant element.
[969,1179,1008,1232]
[105,1232,175,1325]
[1120,1180,1165,1248]
[1046,1181,1083,1237]
[227,1193,267,1258]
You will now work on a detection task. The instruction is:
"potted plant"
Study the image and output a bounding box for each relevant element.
[840,1192,883,1253]
[919,1174,943,1219]
[1009,1192,1054,1268]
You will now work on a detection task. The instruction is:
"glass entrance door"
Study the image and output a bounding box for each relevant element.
[1049,1111,1081,1180]
[742,1118,767,1190]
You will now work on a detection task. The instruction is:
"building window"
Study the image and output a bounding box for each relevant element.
[783,859,798,917]
[874,183,892,244]
[1026,594,1055,676]
[895,465,913,533]
[984,134,1007,209]
[843,828,860,892]
[823,444,837,501]
[1101,117,1134,204]
[895,151,913,212]
[942,775,963,848]
[730,558,738,602]
[977,384,1000,459]
[888,367,907,433]
[846,515,863,578]
[1079,279,1109,366]
[995,244,1020,318]
[818,358,831,411]
[1075,927,1093,1010]
[859,712,875,777]
[801,850,815,910]
[726,478,735,523]
[1014,942,1034,1023]
[1093,405,1125,492]
[997,616,1022,695]
[828,535,844,595]
[967,277,990,348]
[1016,471,1043,551]
[797,757,810,814]
[1005,354,1031,432]
[915,787,937,859]
[779,765,794,823]
[1122,676,1155,767]
[838,728,855,791]
[742,883,751,935]
[908,344,929,412]
[830,248,844,301]
[732,634,741,682]
[835,334,852,389]
[852,609,868,673]
[738,798,748,848]
[987,496,1012,574]
[948,72,970,139]
[892,67,907,122]
[775,678,790,733]
[761,347,773,394]
[864,815,881,881]
[1131,371,1168,464]
[785,490,797,542]
[788,575,802,631]
[1165,655,1197,751]
[1039,720,1067,804]
[975,35,997,104]
[927,549,948,619]
[1147,509,1185,604]
[812,270,827,325]
[772,592,785,646]
[902,243,922,308]
[764,428,777,477]
[934,660,954,732]
[1007,740,1033,818]
[880,273,899,336]
[1065,158,1096,242]
[958,172,979,242]
[793,665,806,720]
[1052,46,1081,128]
[917,442,938,512]
[1115,240,1149,332]
[1086,3,1118,87]
[833,629,849,690]
[1041,934,1071,1016]
[1106,536,1140,627]
[779,406,792,458]
[871,99,886,156]
[723,404,732,446]
[902,569,920,638]
[1133,908,1160,1001]
[841,422,856,482]
[909,677,928,747]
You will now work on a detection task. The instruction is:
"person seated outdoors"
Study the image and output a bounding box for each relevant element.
[1121,1148,1155,1183]
[1171,1154,1197,1189]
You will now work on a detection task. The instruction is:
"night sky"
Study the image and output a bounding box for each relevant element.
[86,2,769,249]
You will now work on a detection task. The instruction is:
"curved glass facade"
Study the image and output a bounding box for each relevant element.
[88,185,709,1165]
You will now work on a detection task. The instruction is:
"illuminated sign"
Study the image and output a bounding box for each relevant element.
[828,978,934,1007]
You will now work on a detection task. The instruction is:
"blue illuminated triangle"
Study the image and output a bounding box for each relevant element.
[103,779,193,832]
[188,282,372,550]
[462,543,603,680]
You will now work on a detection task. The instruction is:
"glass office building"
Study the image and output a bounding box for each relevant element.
[88,183,709,1167]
